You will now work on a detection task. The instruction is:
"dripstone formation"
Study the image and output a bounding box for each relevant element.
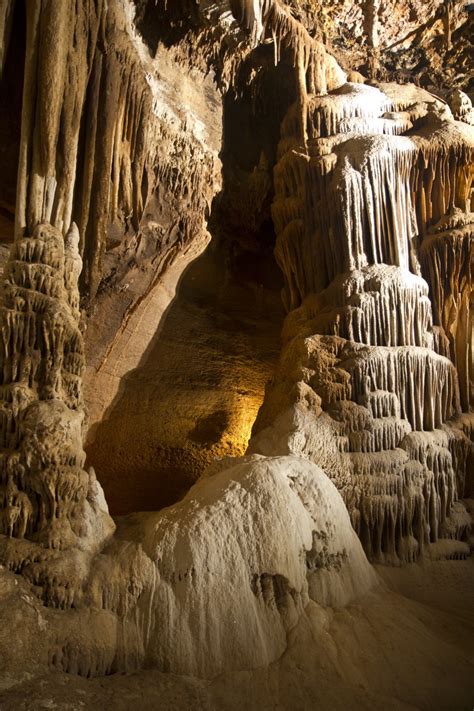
[0,0,473,709]
[0,222,113,554]
[251,80,473,563]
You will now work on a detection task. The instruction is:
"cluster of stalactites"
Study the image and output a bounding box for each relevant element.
[273,85,473,299]
[253,331,471,563]
[284,266,434,350]
[15,0,107,241]
[14,0,192,300]
[343,439,464,563]
[274,139,473,310]
[272,83,474,408]
[232,0,346,105]
[263,80,474,563]
[296,335,461,431]
[335,402,464,562]
[0,223,93,549]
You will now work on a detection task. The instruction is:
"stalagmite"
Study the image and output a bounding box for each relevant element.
[0,223,114,554]
[252,79,474,564]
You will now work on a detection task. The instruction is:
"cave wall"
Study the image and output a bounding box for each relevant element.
[0,0,472,706]
[85,242,284,514]
[0,0,231,553]
[82,38,223,435]
[0,0,471,573]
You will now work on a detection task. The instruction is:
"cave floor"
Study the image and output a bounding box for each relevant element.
[1,557,473,710]
[86,243,284,515]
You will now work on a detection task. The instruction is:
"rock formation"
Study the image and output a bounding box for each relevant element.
[252,79,473,564]
[0,0,472,708]
[0,221,114,558]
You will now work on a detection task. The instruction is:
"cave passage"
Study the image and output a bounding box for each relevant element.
[86,238,284,515]
[85,40,290,517]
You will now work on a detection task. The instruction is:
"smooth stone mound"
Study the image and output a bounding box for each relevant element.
[133,453,377,677]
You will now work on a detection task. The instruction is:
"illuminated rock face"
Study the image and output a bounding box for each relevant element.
[251,81,473,563]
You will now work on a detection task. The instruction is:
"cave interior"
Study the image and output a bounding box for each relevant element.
[0,1,473,709]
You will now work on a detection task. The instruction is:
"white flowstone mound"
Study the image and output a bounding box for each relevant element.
[130,454,377,678]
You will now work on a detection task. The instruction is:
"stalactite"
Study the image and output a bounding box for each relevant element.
[11,0,221,302]
[305,84,393,140]
[347,347,461,431]
[420,222,473,409]
[285,265,434,348]
[273,83,473,309]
